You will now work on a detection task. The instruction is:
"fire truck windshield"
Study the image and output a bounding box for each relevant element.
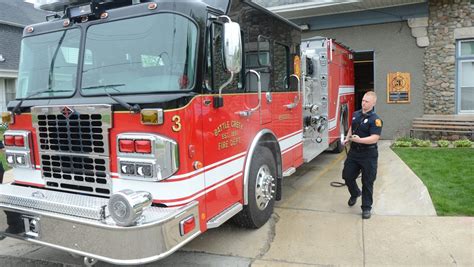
[17,28,81,99]
[81,13,198,95]
[16,13,198,100]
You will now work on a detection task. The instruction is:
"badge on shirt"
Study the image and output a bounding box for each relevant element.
[363,119,368,123]
[375,119,382,127]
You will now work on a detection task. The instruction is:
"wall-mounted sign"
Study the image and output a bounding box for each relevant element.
[387,72,410,103]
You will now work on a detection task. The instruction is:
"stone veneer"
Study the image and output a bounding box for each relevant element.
[424,0,473,114]
[252,0,300,8]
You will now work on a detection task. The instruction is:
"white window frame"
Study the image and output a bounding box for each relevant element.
[456,39,474,114]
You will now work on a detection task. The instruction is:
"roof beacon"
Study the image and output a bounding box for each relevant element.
[34,0,92,12]
[34,0,137,17]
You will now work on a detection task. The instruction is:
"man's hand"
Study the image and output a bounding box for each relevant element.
[350,134,361,143]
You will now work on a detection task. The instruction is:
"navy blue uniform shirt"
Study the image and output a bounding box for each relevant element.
[351,109,382,148]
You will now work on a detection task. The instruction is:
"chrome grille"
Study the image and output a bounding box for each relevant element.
[32,105,112,196]
[37,113,105,154]
[41,154,110,195]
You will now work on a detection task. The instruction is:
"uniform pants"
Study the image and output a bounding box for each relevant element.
[342,148,378,211]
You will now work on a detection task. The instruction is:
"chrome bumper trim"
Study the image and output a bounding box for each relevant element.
[0,184,201,265]
[0,184,108,220]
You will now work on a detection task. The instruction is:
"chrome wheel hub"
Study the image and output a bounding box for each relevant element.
[255,164,275,210]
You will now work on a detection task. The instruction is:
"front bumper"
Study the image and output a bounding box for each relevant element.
[0,184,200,265]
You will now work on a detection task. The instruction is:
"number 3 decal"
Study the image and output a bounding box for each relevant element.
[172,115,182,132]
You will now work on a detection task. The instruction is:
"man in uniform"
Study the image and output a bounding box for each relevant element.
[342,91,382,219]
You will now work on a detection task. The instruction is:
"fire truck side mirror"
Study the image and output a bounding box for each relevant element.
[222,22,242,74]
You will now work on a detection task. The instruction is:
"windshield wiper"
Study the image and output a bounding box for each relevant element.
[82,84,141,113]
[12,89,73,115]
[48,30,67,90]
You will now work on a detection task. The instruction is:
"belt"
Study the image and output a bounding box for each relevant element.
[350,144,377,151]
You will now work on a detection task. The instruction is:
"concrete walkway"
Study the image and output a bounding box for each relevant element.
[0,141,473,266]
[185,141,472,266]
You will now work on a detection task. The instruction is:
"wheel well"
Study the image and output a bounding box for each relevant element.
[243,130,282,205]
[257,133,282,181]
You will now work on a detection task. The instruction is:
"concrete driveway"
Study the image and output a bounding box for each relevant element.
[0,141,472,266]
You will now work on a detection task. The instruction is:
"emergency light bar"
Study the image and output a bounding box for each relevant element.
[34,0,92,12]
[34,0,138,19]
[68,3,93,17]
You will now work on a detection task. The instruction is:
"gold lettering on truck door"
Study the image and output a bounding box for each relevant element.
[172,115,182,132]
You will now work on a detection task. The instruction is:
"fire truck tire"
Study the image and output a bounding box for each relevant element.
[233,146,276,229]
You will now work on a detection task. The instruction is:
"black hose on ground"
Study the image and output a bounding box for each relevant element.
[330,144,348,187]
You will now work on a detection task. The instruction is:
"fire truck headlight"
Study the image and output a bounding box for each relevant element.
[117,133,179,181]
[108,190,153,227]
[120,162,135,175]
[136,164,153,177]
[16,155,25,165]
[4,130,32,168]
[6,154,14,165]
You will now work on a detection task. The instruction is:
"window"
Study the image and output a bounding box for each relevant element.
[246,52,270,67]
[457,40,474,113]
[273,42,289,92]
[244,36,271,92]
[82,13,198,94]
[17,29,80,99]
[5,79,16,103]
[60,47,93,65]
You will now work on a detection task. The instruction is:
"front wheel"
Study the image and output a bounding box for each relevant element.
[233,146,277,228]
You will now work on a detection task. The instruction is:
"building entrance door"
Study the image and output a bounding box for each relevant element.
[353,51,374,110]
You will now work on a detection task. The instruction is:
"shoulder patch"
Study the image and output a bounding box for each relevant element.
[375,119,382,127]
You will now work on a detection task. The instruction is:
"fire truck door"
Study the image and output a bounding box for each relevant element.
[200,92,258,222]
[245,69,272,125]
[200,21,265,221]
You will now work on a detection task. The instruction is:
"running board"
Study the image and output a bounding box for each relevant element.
[283,167,296,177]
[207,203,242,229]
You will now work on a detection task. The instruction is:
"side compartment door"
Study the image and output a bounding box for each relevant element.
[301,40,330,162]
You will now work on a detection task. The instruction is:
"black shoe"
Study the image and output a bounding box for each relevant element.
[362,210,371,219]
[347,193,361,207]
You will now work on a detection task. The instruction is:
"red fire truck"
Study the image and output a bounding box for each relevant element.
[0,0,353,265]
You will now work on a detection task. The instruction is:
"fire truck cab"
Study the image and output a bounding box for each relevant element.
[0,0,353,265]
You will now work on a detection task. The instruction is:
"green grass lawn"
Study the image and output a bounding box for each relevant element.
[0,128,5,171]
[392,147,474,216]
[0,152,7,171]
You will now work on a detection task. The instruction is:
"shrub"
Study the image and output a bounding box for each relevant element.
[411,138,421,146]
[411,138,431,147]
[453,139,473,148]
[0,123,8,131]
[396,136,413,143]
[393,141,412,147]
[418,140,432,147]
[437,140,450,148]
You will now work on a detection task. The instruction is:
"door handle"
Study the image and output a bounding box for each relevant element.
[284,74,300,109]
[236,70,262,117]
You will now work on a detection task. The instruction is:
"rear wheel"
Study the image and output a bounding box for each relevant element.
[233,146,276,228]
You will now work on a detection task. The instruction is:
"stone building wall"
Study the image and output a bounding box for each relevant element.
[252,0,300,8]
[424,0,473,114]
